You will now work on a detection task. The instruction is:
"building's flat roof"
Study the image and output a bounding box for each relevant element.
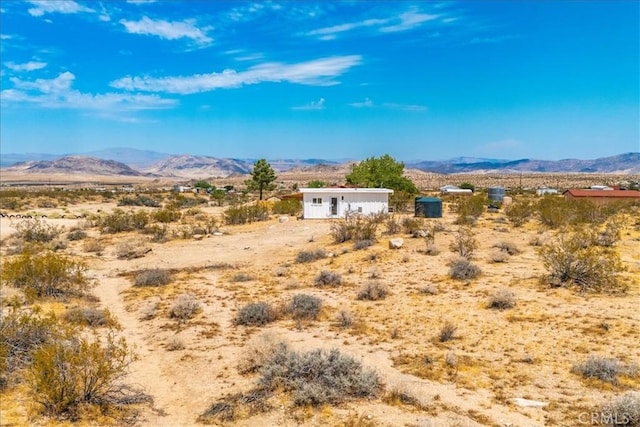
[299,187,393,194]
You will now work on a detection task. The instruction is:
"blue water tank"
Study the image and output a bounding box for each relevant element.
[488,187,506,202]
[415,197,443,218]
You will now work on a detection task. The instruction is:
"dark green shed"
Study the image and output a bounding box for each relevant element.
[415,197,443,218]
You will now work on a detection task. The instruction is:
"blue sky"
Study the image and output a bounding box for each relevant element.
[1,1,638,161]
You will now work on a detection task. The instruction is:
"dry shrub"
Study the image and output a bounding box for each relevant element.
[449,227,478,259]
[383,384,426,410]
[66,229,87,241]
[258,344,381,406]
[599,391,640,427]
[166,336,185,351]
[231,272,254,282]
[237,333,284,375]
[13,218,63,243]
[63,307,117,328]
[487,289,516,310]
[493,241,521,255]
[439,321,457,342]
[488,249,510,263]
[448,257,481,280]
[133,268,172,287]
[169,293,201,321]
[419,284,439,295]
[235,302,278,326]
[286,294,322,320]
[314,270,343,287]
[572,355,638,385]
[504,198,534,227]
[335,310,354,329]
[295,248,327,263]
[1,249,91,299]
[357,281,389,301]
[82,238,104,254]
[330,212,379,244]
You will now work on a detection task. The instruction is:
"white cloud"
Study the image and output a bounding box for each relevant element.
[383,102,427,112]
[111,55,362,94]
[3,72,177,113]
[5,61,47,72]
[292,98,325,111]
[27,0,94,17]
[306,18,389,38]
[350,97,374,108]
[120,16,212,45]
[0,34,12,40]
[380,10,439,33]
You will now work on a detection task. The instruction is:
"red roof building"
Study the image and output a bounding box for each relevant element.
[563,189,640,203]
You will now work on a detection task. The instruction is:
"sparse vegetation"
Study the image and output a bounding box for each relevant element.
[448,257,481,280]
[295,248,327,263]
[330,212,379,244]
[357,281,389,301]
[487,289,516,310]
[439,321,458,342]
[286,294,322,320]
[169,293,201,321]
[223,203,270,225]
[314,270,343,287]
[63,307,116,327]
[235,302,278,326]
[449,226,478,259]
[13,218,63,243]
[134,268,172,287]
[572,355,638,384]
[599,391,640,427]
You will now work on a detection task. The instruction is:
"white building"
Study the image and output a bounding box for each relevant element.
[299,188,394,219]
[536,187,559,196]
[439,185,473,195]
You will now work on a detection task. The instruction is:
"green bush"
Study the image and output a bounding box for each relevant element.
[271,199,302,216]
[95,209,149,233]
[504,198,534,227]
[118,195,160,207]
[330,212,379,244]
[224,203,270,225]
[2,250,91,299]
[151,208,182,223]
[29,333,146,419]
[13,218,63,243]
[452,195,486,225]
[538,229,625,293]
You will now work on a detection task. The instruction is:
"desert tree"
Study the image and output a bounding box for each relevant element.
[245,159,277,200]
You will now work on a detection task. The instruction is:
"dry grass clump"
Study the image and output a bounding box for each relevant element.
[82,238,104,255]
[572,355,638,385]
[488,249,511,263]
[439,321,458,342]
[493,241,521,255]
[231,272,254,282]
[66,229,87,241]
[314,270,343,287]
[166,336,185,351]
[63,307,117,328]
[357,281,389,301]
[295,248,327,263]
[13,218,63,243]
[286,294,322,320]
[487,289,516,310]
[419,284,439,295]
[133,268,172,287]
[599,391,640,427]
[237,333,284,375]
[335,310,354,329]
[235,302,278,326]
[353,239,374,250]
[169,293,201,321]
[383,384,427,410]
[448,257,481,280]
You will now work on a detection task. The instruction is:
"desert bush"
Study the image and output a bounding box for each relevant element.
[169,293,201,321]
[151,208,181,223]
[314,270,343,287]
[66,229,87,241]
[82,238,104,254]
[29,332,147,419]
[295,248,327,263]
[383,384,425,410]
[166,336,185,351]
[600,391,640,427]
[139,301,158,321]
[236,302,278,326]
[357,281,389,301]
[419,284,439,295]
[536,197,570,228]
[335,310,354,329]
[167,193,206,209]
[0,310,58,388]
[424,243,440,256]
[488,249,510,263]
[63,307,116,328]
[237,332,284,374]
[330,212,379,244]
[118,195,160,207]
[133,268,172,287]
[258,345,381,406]
[449,226,478,259]
[401,217,424,236]
[223,203,270,225]
[448,257,481,280]
[1,250,90,299]
[286,294,322,320]
[538,230,625,293]
[95,209,149,233]
[594,220,622,247]
[271,199,302,216]
[439,321,457,342]
[452,195,485,224]
[504,198,534,227]
[493,241,521,255]
[145,224,169,242]
[487,289,516,310]
[385,215,401,235]
[572,355,638,384]
[353,239,374,250]
[13,218,63,243]
[231,272,254,282]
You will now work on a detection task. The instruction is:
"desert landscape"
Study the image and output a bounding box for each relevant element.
[1,169,639,427]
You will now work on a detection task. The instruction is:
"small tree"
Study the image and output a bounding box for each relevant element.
[449,226,478,259]
[307,180,326,188]
[245,159,277,200]
[346,154,417,194]
[459,182,475,192]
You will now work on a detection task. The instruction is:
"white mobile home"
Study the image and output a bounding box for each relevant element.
[300,188,394,219]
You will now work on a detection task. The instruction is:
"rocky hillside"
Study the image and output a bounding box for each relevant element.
[5,156,147,176]
[143,155,251,179]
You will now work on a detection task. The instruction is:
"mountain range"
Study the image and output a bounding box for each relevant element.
[1,149,638,178]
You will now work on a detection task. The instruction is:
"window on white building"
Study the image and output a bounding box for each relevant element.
[312,197,322,205]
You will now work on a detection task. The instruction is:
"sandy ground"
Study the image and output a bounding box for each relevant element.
[1,198,639,427]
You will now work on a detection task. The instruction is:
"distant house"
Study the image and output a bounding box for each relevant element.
[536,187,559,196]
[440,185,473,195]
[563,189,640,203]
[299,187,393,219]
[173,185,193,193]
